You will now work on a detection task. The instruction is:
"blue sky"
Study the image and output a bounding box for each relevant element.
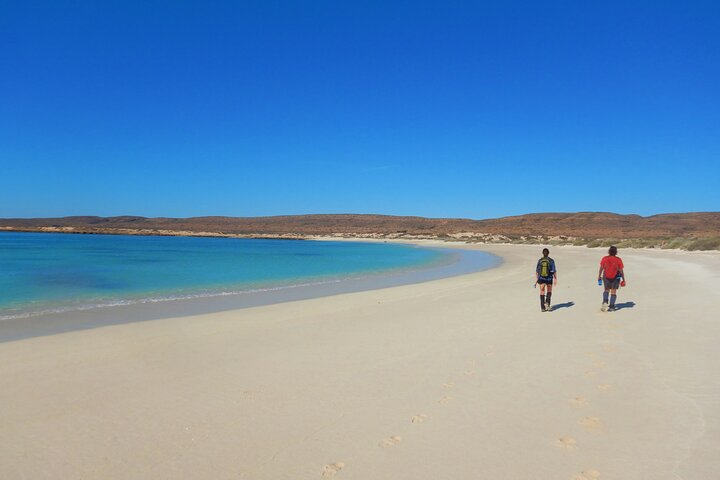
[1,1,719,219]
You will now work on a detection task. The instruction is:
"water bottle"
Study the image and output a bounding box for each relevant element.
[597,278,602,286]
[620,277,626,287]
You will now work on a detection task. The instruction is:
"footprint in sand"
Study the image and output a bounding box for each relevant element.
[555,436,577,450]
[569,396,588,408]
[584,370,597,378]
[443,382,455,389]
[322,462,345,477]
[579,416,602,431]
[592,361,606,369]
[239,390,255,401]
[585,352,597,359]
[379,436,402,448]
[411,414,428,424]
[572,469,601,479]
[597,383,612,391]
[438,396,454,405]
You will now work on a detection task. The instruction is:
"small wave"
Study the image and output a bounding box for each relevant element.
[0,278,344,321]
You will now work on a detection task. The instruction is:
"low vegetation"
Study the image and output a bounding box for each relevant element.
[1,213,718,251]
[496,236,720,251]
[684,237,720,251]
[453,233,720,251]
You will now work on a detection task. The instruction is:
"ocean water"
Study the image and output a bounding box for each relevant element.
[0,232,476,320]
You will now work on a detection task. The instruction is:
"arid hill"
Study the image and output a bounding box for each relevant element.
[1,212,719,241]
[475,212,720,238]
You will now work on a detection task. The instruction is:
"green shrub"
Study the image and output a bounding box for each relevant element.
[465,235,719,251]
[600,238,620,247]
[615,239,632,248]
[616,238,657,249]
[686,237,720,251]
[662,238,688,250]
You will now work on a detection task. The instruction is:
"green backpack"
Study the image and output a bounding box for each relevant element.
[539,258,552,277]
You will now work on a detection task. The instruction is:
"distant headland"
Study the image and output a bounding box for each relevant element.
[1,212,719,250]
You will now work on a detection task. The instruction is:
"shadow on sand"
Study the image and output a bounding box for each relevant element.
[550,301,575,311]
[614,301,636,310]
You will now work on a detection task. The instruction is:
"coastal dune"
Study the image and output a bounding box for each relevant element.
[1,244,718,479]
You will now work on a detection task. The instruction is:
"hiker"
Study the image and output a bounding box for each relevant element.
[598,245,626,312]
[535,248,557,312]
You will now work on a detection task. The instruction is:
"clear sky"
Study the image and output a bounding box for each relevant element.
[2,1,719,219]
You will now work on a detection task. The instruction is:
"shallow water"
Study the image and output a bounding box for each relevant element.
[0,232,494,321]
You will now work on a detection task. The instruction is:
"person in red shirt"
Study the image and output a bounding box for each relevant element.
[597,245,626,312]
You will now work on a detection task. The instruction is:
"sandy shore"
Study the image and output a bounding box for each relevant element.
[1,243,718,479]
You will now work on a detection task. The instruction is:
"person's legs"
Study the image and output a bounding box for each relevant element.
[609,287,618,310]
[601,276,613,311]
[601,288,609,311]
[545,284,553,309]
[539,283,547,311]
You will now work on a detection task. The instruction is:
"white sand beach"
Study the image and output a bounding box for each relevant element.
[1,243,718,480]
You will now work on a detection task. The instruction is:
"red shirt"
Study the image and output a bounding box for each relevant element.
[600,255,624,279]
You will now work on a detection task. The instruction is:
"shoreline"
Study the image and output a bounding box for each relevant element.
[0,243,500,343]
[1,243,718,479]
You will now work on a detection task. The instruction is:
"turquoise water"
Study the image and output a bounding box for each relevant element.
[0,232,453,319]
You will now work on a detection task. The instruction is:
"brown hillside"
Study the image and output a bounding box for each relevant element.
[1,212,719,239]
[475,212,720,238]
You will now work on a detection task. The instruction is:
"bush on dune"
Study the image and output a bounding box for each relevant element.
[686,237,720,251]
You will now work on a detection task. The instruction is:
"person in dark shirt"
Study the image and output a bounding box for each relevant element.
[535,248,557,312]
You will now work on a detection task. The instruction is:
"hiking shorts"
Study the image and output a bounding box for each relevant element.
[603,276,620,290]
[537,275,554,285]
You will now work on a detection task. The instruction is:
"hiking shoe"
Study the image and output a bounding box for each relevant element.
[601,302,608,312]
[541,305,547,312]
[608,305,616,312]
[545,302,551,312]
